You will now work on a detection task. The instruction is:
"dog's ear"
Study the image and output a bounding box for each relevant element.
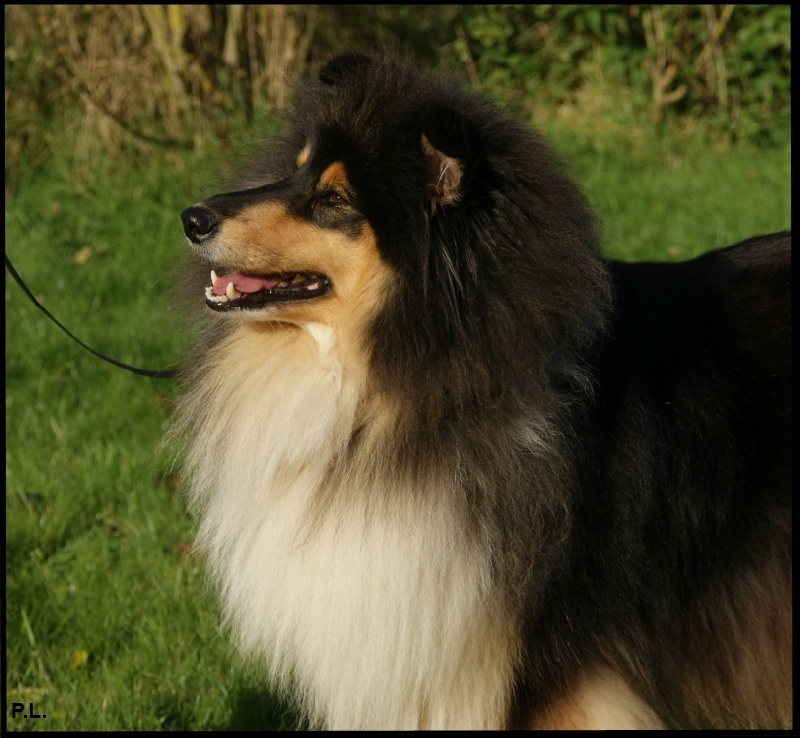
[421,134,463,208]
[319,52,372,85]
[421,106,471,208]
[421,105,472,159]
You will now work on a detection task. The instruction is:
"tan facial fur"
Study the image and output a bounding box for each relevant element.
[208,163,391,338]
[318,160,348,189]
[296,143,311,169]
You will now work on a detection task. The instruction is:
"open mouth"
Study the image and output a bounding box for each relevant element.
[204,270,331,311]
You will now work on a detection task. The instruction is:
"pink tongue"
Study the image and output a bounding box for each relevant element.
[212,272,282,296]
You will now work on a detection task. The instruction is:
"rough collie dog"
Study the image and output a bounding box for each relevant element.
[174,53,791,729]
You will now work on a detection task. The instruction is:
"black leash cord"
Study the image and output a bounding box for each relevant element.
[5,253,180,379]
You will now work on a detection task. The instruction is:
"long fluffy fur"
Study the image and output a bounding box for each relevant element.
[172,53,791,729]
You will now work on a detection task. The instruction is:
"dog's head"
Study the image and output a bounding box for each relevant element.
[181,53,606,384]
[181,54,470,335]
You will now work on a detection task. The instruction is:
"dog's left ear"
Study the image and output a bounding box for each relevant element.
[421,106,471,208]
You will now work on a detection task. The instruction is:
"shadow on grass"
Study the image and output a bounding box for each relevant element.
[226,685,306,731]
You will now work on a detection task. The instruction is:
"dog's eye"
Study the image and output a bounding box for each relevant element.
[319,191,347,207]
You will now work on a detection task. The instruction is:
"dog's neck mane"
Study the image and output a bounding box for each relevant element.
[176,320,519,729]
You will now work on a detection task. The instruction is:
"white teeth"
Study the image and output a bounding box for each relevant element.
[205,271,327,304]
[205,286,228,303]
[204,282,242,303]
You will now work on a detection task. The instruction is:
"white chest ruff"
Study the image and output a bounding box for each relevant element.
[182,325,517,729]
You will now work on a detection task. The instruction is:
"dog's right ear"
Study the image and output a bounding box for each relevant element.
[319,53,372,85]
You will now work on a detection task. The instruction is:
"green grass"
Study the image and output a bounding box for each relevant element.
[546,127,791,261]
[5,117,790,731]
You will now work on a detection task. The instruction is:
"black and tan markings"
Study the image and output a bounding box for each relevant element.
[196,158,391,326]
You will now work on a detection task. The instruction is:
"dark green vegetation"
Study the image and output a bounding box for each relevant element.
[5,5,789,731]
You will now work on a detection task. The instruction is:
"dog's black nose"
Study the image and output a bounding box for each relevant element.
[181,205,217,243]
